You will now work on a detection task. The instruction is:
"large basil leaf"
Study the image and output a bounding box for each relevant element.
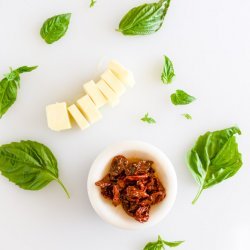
[170,90,196,105]
[144,235,184,250]
[118,0,171,36]
[40,13,71,44]
[0,66,37,118]
[0,140,70,198]
[161,55,175,84]
[187,127,242,204]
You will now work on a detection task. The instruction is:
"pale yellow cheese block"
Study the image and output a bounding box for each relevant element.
[68,104,89,130]
[101,69,126,96]
[77,95,102,123]
[83,80,107,108]
[96,79,119,107]
[108,60,135,87]
[46,102,71,131]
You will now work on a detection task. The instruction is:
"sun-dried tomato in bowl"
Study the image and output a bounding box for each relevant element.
[95,155,166,223]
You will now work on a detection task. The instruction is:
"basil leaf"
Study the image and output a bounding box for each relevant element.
[163,241,184,247]
[0,66,37,118]
[161,55,175,84]
[40,13,71,44]
[0,140,70,198]
[187,127,242,204]
[144,236,184,250]
[118,0,171,36]
[144,241,163,250]
[90,0,96,7]
[141,113,156,124]
[16,66,38,74]
[182,113,192,120]
[171,90,196,105]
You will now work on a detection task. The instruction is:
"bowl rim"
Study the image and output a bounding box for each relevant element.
[87,140,178,230]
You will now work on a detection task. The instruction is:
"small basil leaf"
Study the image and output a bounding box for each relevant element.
[118,0,171,36]
[141,113,156,124]
[16,66,38,74]
[163,241,185,247]
[161,55,175,84]
[0,78,18,117]
[144,242,163,250]
[171,90,196,105]
[187,127,242,204]
[90,0,96,7]
[0,140,70,198]
[182,113,192,120]
[40,13,71,44]
[144,235,184,250]
[0,66,37,118]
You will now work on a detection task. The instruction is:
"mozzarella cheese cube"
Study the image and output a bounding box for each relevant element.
[46,102,71,131]
[97,79,119,107]
[77,95,102,123]
[101,69,126,96]
[68,104,89,130]
[83,80,107,108]
[108,60,135,87]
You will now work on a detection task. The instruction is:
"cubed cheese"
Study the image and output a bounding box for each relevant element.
[101,69,126,96]
[96,79,119,107]
[83,80,107,108]
[68,104,89,130]
[46,102,71,131]
[77,95,102,123]
[108,60,135,87]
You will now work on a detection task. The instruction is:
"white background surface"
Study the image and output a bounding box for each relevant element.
[0,0,250,249]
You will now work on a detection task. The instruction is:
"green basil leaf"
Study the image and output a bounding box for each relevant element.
[90,0,96,7]
[141,113,156,124]
[118,0,171,36]
[144,242,163,250]
[171,90,196,105]
[16,66,38,74]
[161,55,175,84]
[144,236,184,250]
[0,66,37,118]
[182,113,192,120]
[40,13,71,44]
[163,241,185,247]
[0,140,70,198]
[187,127,242,204]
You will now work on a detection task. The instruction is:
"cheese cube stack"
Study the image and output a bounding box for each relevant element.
[46,60,135,131]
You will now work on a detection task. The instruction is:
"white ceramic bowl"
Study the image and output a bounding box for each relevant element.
[87,140,177,230]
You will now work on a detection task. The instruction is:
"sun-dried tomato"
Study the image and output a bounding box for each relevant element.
[112,185,120,206]
[109,155,128,180]
[95,155,166,223]
[135,206,150,223]
[125,160,154,176]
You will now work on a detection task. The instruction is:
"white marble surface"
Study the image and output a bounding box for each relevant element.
[0,0,250,249]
